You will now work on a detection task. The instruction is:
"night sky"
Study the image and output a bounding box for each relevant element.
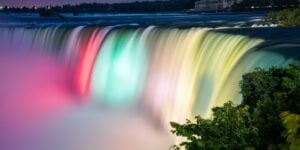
[0,0,153,7]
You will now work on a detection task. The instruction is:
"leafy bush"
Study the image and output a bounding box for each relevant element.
[171,63,300,149]
[171,102,257,150]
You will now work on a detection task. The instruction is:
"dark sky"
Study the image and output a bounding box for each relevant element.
[0,0,154,7]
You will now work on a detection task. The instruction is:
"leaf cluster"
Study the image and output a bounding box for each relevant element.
[240,63,300,149]
[171,63,300,149]
[171,102,258,150]
[281,112,300,150]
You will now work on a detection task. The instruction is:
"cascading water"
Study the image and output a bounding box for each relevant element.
[0,26,296,150]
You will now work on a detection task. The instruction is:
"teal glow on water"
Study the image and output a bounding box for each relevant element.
[91,29,147,106]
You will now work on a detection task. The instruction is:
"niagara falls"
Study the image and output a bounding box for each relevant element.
[0,0,299,150]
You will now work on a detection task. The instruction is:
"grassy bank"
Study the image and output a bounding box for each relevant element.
[268,7,300,26]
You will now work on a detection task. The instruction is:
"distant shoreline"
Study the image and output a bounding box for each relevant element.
[0,11,269,15]
[0,0,297,15]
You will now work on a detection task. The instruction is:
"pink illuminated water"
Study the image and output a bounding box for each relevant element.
[0,50,171,150]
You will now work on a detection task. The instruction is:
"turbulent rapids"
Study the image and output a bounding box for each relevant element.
[0,26,297,150]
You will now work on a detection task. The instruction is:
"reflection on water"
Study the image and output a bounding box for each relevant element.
[0,12,267,27]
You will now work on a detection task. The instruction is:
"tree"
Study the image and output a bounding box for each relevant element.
[170,101,258,150]
[240,63,300,149]
[171,63,300,149]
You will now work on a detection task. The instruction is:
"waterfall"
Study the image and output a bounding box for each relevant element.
[0,26,294,129]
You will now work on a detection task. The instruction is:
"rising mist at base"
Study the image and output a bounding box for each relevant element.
[0,50,171,150]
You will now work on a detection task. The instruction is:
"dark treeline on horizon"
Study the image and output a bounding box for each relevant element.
[0,0,197,13]
[0,0,299,14]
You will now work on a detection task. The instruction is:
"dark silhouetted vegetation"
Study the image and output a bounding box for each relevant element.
[171,63,300,150]
[0,0,198,13]
[1,0,299,13]
[39,9,63,18]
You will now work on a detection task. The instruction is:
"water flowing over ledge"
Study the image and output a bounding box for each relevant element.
[0,26,299,150]
[0,26,295,129]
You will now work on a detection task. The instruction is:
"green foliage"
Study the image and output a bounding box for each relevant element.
[171,63,300,149]
[281,112,300,150]
[240,64,300,112]
[171,101,257,150]
[268,8,300,26]
[240,63,300,149]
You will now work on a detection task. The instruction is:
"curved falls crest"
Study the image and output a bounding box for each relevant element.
[0,26,294,129]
